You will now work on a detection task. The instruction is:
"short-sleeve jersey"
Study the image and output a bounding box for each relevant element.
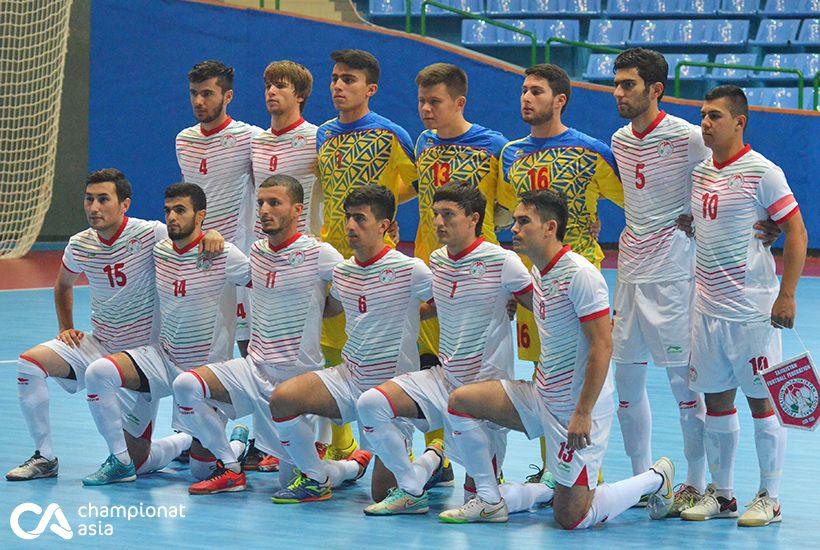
[154,235,251,370]
[251,118,318,236]
[532,246,613,418]
[611,111,710,282]
[430,238,532,388]
[414,124,508,263]
[330,247,432,391]
[61,217,166,350]
[499,128,624,267]
[691,145,799,322]
[176,117,264,251]
[248,234,342,373]
[316,112,418,258]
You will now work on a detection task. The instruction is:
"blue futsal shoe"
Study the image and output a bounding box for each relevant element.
[82,454,137,486]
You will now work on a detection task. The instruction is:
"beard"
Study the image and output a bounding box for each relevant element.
[168,224,195,241]
[195,99,225,124]
[522,108,553,127]
[261,215,293,236]
[617,92,651,120]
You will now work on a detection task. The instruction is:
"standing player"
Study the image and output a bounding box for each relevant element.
[499,63,623,478]
[269,185,432,504]
[315,49,418,460]
[176,60,263,356]
[356,183,535,517]
[680,86,806,527]
[81,183,251,485]
[438,189,675,526]
[413,62,509,483]
[172,175,352,494]
[5,169,223,481]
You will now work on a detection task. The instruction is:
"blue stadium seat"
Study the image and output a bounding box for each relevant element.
[679,0,720,16]
[561,0,603,16]
[718,0,760,15]
[607,0,643,16]
[757,53,820,81]
[522,0,561,14]
[628,19,675,44]
[369,0,410,15]
[711,53,759,81]
[643,0,685,16]
[587,19,632,45]
[703,19,750,45]
[583,53,617,80]
[496,19,539,45]
[667,19,710,46]
[539,18,581,43]
[461,20,499,45]
[795,18,820,45]
[764,87,811,109]
[750,18,801,45]
[665,53,709,79]
[741,87,766,106]
[796,0,820,16]
[759,0,820,16]
[486,0,525,16]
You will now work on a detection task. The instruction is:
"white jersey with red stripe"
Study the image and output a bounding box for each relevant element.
[61,217,166,350]
[692,145,799,322]
[611,111,710,282]
[154,235,251,370]
[330,247,433,391]
[176,117,264,251]
[251,118,318,236]
[248,233,342,375]
[430,238,532,388]
[532,246,613,418]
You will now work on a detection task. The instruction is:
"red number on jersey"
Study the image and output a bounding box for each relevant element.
[335,151,343,168]
[431,162,452,187]
[526,167,550,190]
[269,155,278,172]
[103,263,126,288]
[199,158,208,175]
[558,441,575,464]
[701,192,718,220]
[173,280,187,297]
[749,356,769,375]
[539,300,547,320]
[517,322,530,349]
[358,295,367,314]
[449,281,458,298]
[635,163,646,189]
[266,271,276,289]
[236,303,247,319]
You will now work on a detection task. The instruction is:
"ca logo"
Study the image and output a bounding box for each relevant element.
[10,503,73,540]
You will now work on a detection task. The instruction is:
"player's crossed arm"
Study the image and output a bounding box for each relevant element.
[54,265,84,347]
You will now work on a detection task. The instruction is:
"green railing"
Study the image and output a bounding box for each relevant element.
[674,61,806,109]
[544,37,621,65]
[415,0,538,66]
[814,71,820,111]
[258,0,279,8]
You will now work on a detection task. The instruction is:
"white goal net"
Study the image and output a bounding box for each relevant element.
[0,0,73,259]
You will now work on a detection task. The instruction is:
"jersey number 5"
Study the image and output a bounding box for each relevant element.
[635,163,646,189]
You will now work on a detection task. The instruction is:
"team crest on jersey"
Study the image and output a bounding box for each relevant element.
[221,134,237,148]
[379,269,396,284]
[291,135,307,148]
[196,256,213,271]
[657,140,674,158]
[469,261,486,278]
[514,149,525,157]
[778,378,819,418]
[288,251,305,266]
[324,130,332,137]
[126,238,142,254]
[727,174,745,190]
[544,279,562,297]
[426,138,434,147]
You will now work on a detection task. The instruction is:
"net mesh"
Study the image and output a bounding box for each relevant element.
[0,1,73,259]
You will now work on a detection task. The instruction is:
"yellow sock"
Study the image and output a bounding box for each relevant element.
[424,429,450,468]
[330,423,356,456]
[540,436,547,470]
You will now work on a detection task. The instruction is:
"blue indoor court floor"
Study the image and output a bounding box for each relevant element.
[1,269,819,549]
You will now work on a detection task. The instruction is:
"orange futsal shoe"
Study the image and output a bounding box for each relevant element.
[189,460,246,495]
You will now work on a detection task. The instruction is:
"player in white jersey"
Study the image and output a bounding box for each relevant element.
[436,189,675,526]
[176,60,263,356]
[679,86,807,527]
[171,175,363,495]
[356,182,534,517]
[251,61,321,237]
[81,183,251,486]
[269,185,433,504]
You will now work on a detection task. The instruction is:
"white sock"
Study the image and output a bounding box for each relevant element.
[448,408,501,504]
[172,372,236,466]
[190,455,217,480]
[357,388,433,496]
[273,414,328,483]
[17,357,55,460]
[615,362,652,475]
[323,457,360,487]
[753,412,786,499]
[501,481,553,513]
[229,439,246,459]
[705,409,740,498]
[85,357,131,464]
[316,416,332,445]
[278,459,297,488]
[136,432,193,475]
[667,366,706,491]
[573,470,662,529]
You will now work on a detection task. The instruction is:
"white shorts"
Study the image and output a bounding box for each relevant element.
[235,286,251,342]
[393,366,508,467]
[117,344,181,434]
[40,334,111,393]
[501,379,612,490]
[689,311,781,399]
[314,362,414,450]
[612,278,693,367]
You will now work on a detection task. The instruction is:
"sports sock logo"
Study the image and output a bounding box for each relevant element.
[10,502,73,540]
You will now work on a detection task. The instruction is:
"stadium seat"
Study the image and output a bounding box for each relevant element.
[703,18,750,45]
[741,87,766,106]
[757,53,820,81]
[522,0,561,14]
[794,18,820,45]
[587,19,631,45]
[679,0,720,16]
[496,19,539,45]
[759,0,819,16]
[668,19,710,46]
[539,18,581,43]
[607,0,643,17]
[750,19,801,46]
[461,20,499,45]
[665,53,709,79]
[561,0,603,16]
[765,87,814,109]
[796,0,820,16]
[711,53,759,82]
[369,0,410,15]
[628,19,675,44]
[718,0,760,16]
[583,53,617,80]
[486,0,525,16]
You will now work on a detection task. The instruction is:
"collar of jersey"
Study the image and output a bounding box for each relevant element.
[541,244,572,275]
[713,144,751,170]
[269,232,302,252]
[355,245,390,267]
[447,237,485,261]
[97,216,129,246]
[631,110,666,139]
[270,118,305,136]
[335,111,375,130]
[173,231,204,254]
[200,116,233,137]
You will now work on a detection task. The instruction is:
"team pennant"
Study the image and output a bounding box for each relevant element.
[758,352,820,431]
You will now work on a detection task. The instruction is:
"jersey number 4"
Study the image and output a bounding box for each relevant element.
[199,159,208,175]
[103,263,126,288]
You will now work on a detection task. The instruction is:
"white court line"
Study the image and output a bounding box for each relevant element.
[0,360,17,364]
[0,284,88,293]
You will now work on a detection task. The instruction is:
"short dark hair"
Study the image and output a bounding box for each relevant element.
[165,182,207,212]
[330,49,380,84]
[263,60,313,113]
[614,48,668,100]
[416,63,468,99]
[343,185,395,222]
[524,63,571,113]
[432,182,486,237]
[518,189,569,241]
[188,60,234,92]
[86,168,131,202]
[260,174,304,204]
[705,85,749,119]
